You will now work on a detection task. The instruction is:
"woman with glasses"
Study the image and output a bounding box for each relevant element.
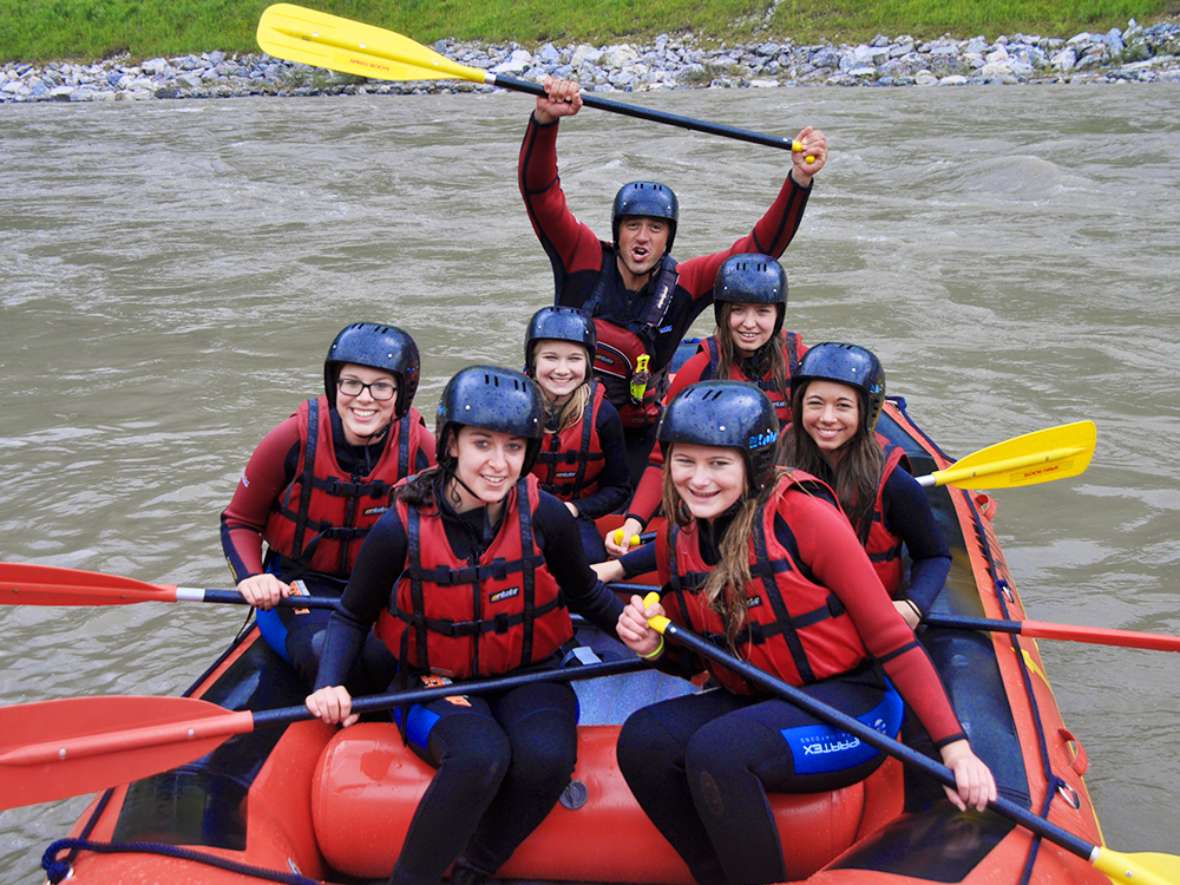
[220,322,435,690]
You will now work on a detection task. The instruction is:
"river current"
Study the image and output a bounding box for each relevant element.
[2,83,1178,879]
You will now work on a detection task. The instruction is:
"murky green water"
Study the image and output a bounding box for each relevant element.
[2,83,1179,879]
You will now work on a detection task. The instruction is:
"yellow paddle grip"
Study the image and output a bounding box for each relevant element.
[612,529,642,547]
[790,140,817,165]
[642,592,670,634]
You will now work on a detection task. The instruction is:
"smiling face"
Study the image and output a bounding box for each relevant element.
[726,302,778,354]
[615,216,670,284]
[668,442,747,521]
[334,363,398,446]
[447,425,529,508]
[800,380,862,462]
[533,340,589,402]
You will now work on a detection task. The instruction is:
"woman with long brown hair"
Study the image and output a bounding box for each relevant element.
[614,380,994,885]
[778,342,950,628]
[607,253,805,557]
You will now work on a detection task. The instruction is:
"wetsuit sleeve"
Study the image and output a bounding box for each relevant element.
[570,399,630,519]
[619,541,658,578]
[784,490,965,748]
[415,424,438,471]
[219,416,302,582]
[626,352,710,525]
[675,173,812,310]
[314,509,409,690]
[537,492,624,633]
[883,467,950,616]
[518,115,607,304]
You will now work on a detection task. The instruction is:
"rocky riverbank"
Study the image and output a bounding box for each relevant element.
[2,19,1178,103]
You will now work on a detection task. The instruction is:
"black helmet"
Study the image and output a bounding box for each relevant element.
[612,181,679,253]
[712,253,788,337]
[524,306,597,375]
[657,380,780,496]
[791,343,886,432]
[324,323,421,419]
[436,366,545,474]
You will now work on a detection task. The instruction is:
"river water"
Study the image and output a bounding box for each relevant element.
[2,83,1178,880]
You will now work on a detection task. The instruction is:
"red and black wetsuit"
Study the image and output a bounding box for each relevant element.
[220,400,435,690]
[617,473,965,885]
[519,114,812,478]
[316,475,622,885]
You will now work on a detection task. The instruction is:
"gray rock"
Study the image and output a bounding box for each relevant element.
[939,74,968,85]
[142,58,169,75]
[1052,47,1078,70]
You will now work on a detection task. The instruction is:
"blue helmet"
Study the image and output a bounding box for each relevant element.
[612,181,679,253]
[436,366,545,474]
[324,322,420,419]
[792,342,886,432]
[657,380,780,495]
[712,253,788,337]
[524,306,597,375]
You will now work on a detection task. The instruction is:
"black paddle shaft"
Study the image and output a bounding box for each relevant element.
[493,74,798,151]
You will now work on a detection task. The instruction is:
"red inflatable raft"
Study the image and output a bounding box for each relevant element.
[48,399,1109,883]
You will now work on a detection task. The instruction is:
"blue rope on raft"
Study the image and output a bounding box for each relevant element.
[42,837,321,884]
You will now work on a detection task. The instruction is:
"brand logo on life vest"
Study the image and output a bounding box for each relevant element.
[748,429,778,449]
[746,595,763,608]
[490,587,520,604]
[364,505,389,516]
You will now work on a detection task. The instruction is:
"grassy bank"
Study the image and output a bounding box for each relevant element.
[4,0,1176,63]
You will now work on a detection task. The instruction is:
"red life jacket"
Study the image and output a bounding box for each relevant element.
[657,471,868,695]
[863,436,909,598]
[700,330,806,425]
[531,381,606,500]
[263,396,425,578]
[375,474,575,679]
[591,319,668,429]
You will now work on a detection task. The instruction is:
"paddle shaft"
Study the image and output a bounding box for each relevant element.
[492,73,798,151]
[924,612,1180,652]
[657,620,1103,864]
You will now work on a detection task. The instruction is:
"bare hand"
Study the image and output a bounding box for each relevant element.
[616,594,663,657]
[939,739,997,812]
[237,573,292,610]
[790,126,828,186]
[534,77,583,125]
[305,685,358,728]
[604,517,644,557]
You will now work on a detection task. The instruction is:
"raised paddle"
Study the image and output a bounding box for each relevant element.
[0,656,645,811]
[256,4,811,156]
[916,420,1096,490]
[637,593,1180,885]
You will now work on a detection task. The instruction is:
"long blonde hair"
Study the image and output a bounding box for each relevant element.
[660,445,779,648]
[532,342,593,434]
[713,303,789,395]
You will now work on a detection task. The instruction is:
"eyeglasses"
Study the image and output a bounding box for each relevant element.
[337,377,397,401]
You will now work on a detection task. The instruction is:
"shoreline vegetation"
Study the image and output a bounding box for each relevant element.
[2,3,1178,103]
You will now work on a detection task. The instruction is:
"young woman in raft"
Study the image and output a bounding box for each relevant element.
[780,342,950,628]
[524,306,630,562]
[305,366,623,885]
[606,253,806,558]
[614,380,995,885]
[220,322,434,690]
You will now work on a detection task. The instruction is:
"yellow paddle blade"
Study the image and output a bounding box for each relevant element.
[926,420,1096,490]
[1094,846,1180,885]
[257,3,487,84]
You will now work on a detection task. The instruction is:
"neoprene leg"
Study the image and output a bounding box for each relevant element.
[388,701,511,885]
[461,681,580,874]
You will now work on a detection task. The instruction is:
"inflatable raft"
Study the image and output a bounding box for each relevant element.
[46,397,1109,884]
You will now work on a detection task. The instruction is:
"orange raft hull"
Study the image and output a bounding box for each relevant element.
[54,399,1108,884]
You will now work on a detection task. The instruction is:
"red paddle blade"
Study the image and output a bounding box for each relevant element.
[0,696,253,809]
[0,562,176,605]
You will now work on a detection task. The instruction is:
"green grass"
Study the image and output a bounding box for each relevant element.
[2,0,1176,63]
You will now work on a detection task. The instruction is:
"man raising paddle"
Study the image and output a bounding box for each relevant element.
[518,77,827,484]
